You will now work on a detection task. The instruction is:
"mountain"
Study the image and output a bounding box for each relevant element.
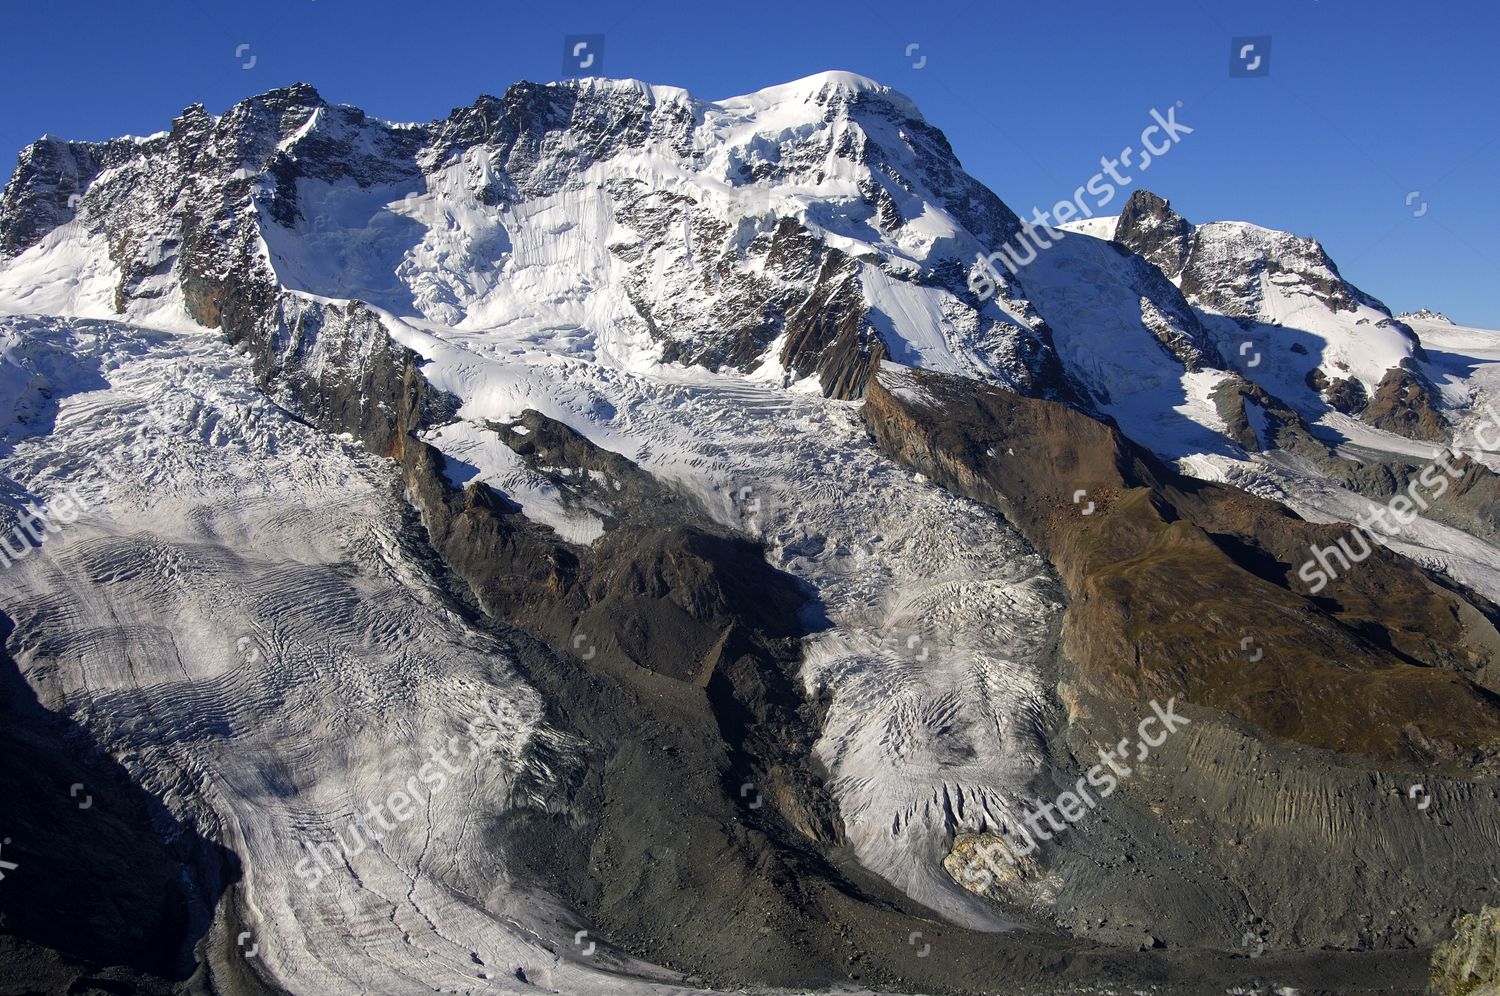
[1112,189,1441,438]
[0,73,1497,995]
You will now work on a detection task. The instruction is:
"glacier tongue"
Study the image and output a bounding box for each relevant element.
[0,315,710,994]
[378,300,1069,931]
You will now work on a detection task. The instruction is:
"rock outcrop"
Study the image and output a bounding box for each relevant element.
[865,362,1500,767]
[865,361,1500,953]
[1113,188,1447,442]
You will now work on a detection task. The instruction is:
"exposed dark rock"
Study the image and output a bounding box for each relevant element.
[1323,373,1369,414]
[1339,450,1500,560]
[489,409,699,530]
[1214,372,1492,553]
[778,249,883,399]
[1364,361,1447,441]
[0,137,114,257]
[401,433,581,611]
[1113,190,1193,279]
[1210,374,1331,461]
[1122,244,1226,371]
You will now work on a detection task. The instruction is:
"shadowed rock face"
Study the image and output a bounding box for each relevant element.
[0,137,114,257]
[0,613,244,995]
[1112,190,1193,280]
[777,248,886,400]
[1211,372,1332,457]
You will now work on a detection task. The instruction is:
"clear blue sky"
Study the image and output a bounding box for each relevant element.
[3,0,1497,326]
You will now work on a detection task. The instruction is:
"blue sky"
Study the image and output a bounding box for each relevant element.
[3,0,1497,325]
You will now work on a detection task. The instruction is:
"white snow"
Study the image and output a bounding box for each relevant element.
[1056,215,1117,240]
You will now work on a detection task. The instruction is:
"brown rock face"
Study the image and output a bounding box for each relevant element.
[1323,374,1369,414]
[863,363,1500,770]
[392,408,841,848]
[1364,363,1448,441]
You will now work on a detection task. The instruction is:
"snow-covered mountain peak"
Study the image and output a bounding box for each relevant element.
[1398,308,1453,324]
[1108,187,1434,429]
[1114,187,1387,318]
[721,70,923,116]
[0,73,1057,400]
[0,77,1485,459]
[1112,189,1194,278]
[552,75,696,104]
